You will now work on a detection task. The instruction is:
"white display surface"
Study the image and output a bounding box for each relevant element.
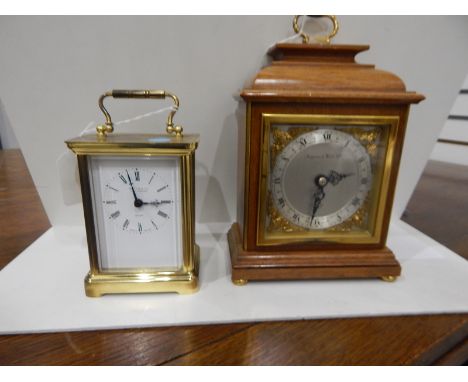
[0,220,467,334]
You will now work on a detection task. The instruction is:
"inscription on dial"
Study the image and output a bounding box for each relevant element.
[271,129,372,230]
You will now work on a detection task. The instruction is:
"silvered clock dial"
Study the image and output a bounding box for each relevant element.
[258,116,394,247]
[271,129,372,230]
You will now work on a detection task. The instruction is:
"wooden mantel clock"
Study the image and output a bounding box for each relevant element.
[227,16,424,285]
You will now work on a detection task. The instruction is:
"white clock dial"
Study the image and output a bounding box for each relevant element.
[271,129,372,230]
[88,156,183,271]
[102,168,173,235]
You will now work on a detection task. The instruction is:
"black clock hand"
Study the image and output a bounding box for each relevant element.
[142,200,172,207]
[311,186,326,220]
[126,169,143,208]
[311,174,328,220]
[327,170,354,186]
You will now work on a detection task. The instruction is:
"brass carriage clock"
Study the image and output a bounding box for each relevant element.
[228,16,424,284]
[66,90,199,297]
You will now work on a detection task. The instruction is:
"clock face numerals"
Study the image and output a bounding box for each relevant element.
[271,129,372,230]
[102,168,173,235]
[89,156,182,271]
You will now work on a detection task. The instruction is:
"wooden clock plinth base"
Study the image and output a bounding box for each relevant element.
[227,223,401,284]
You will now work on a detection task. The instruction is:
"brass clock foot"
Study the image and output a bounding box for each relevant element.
[232,278,248,286]
[381,275,397,282]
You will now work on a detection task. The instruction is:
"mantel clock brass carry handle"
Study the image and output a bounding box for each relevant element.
[97,89,183,137]
[293,15,339,44]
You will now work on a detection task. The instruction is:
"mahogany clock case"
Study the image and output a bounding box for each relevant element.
[228,43,424,282]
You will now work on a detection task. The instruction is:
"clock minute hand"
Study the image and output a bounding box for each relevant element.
[311,186,326,220]
[311,174,328,220]
[126,169,143,208]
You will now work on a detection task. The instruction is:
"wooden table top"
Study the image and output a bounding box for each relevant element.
[0,149,466,365]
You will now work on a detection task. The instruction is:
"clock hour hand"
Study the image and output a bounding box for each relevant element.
[327,170,354,186]
[126,169,143,208]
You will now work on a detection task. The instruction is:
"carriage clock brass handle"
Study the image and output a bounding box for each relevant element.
[293,15,339,44]
[96,89,183,137]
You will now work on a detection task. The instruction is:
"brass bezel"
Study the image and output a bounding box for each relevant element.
[66,133,199,296]
[256,113,400,246]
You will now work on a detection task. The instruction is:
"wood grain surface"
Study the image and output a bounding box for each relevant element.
[242,44,424,104]
[0,149,466,365]
[0,150,50,270]
[234,42,422,282]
